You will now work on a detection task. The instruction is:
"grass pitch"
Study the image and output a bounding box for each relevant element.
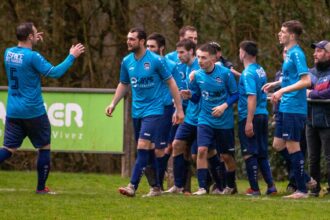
[0,171,329,220]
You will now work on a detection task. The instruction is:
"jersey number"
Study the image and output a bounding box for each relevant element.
[10,67,18,89]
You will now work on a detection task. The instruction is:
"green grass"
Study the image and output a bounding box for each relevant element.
[0,171,329,220]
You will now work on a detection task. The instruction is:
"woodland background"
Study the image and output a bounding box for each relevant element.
[0,0,330,179]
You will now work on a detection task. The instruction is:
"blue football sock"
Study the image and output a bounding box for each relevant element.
[197,168,209,189]
[37,149,51,191]
[245,156,259,191]
[258,158,274,187]
[156,156,167,189]
[173,154,185,188]
[0,148,12,163]
[290,151,307,193]
[226,171,236,188]
[183,159,191,187]
[208,155,223,190]
[219,161,227,189]
[164,153,171,164]
[279,149,292,178]
[130,149,150,190]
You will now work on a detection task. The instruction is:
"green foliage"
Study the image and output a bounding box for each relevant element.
[0,171,329,220]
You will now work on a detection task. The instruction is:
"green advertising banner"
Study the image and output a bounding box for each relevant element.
[0,87,123,153]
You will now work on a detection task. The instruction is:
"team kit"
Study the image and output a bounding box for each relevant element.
[2,20,321,199]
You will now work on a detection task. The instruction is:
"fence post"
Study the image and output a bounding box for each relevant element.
[121,92,136,177]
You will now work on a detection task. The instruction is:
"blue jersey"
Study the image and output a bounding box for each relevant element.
[165,51,179,63]
[120,50,172,118]
[190,65,238,129]
[280,45,309,114]
[238,63,268,121]
[4,46,75,118]
[161,58,181,106]
[182,58,200,126]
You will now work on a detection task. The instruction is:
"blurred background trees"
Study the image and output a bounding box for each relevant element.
[1,0,330,179]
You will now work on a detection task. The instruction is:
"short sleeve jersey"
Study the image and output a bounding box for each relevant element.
[238,63,268,121]
[161,58,181,106]
[190,65,238,129]
[120,50,172,118]
[165,50,180,63]
[280,45,309,114]
[4,47,61,118]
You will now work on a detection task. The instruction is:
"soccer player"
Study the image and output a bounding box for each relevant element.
[209,41,241,77]
[1,22,85,194]
[188,44,238,195]
[165,26,198,63]
[306,40,330,196]
[145,32,181,190]
[238,41,277,196]
[263,20,315,199]
[165,39,200,194]
[105,28,184,197]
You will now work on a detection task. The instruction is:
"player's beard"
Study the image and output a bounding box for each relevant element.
[128,45,140,53]
[316,59,330,72]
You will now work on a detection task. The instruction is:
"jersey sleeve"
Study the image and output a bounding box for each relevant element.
[291,50,309,76]
[31,52,75,78]
[243,71,257,95]
[157,57,172,81]
[119,60,130,84]
[226,71,238,94]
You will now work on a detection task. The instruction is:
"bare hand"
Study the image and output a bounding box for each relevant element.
[245,121,254,137]
[180,90,192,100]
[189,71,196,82]
[70,43,85,58]
[105,104,115,117]
[172,109,184,125]
[36,32,44,42]
[271,90,283,104]
[306,89,311,97]
[262,82,274,93]
[212,103,228,117]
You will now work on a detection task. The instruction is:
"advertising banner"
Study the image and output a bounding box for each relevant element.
[0,87,123,153]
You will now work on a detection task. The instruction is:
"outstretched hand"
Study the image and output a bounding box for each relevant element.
[70,43,85,58]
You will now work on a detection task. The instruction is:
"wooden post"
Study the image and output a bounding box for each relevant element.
[121,92,136,178]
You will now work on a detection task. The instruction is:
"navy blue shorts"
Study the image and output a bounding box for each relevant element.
[238,114,268,158]
[133,115,163,144]
[190,140,198,155]
[197,124,235,154]
[4,114,51,148]
[154,105,175,149]
[174,122,197,147]
[274,112,306,142]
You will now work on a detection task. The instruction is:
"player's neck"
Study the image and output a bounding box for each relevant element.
[18,41,32,49]
[243,58,256,68]
[187,56,196,66]
[134,47,146,60]
[205,64,215,73]
[285,41,298,50]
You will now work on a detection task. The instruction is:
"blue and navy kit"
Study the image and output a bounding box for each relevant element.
[4,46,75,119]
[280,45,309,114]
[120,50,172,118]
[238,63,268,121]
[190,64,238,129]
[161,58,181,106]
[165,50,179,63]
[182,58,200,126]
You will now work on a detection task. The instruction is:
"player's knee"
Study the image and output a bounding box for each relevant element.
[243,154,252,161]
[39,144,50,150]
[191,154,197,162]
[197,147,208,159]
[173,140,184,155]
[222,154,236,170]
[155,149,165,157]
[137,139,152,149]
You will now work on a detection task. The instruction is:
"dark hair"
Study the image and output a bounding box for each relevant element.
[176,39,196,55]
[147,32,166,48]
[197,43,217,55]
[282,20,303,37]
[129,27,147,41]
[179,25,197,37]
[239,40,258,56]
[208,41,221,52]
[16,22,34,41]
